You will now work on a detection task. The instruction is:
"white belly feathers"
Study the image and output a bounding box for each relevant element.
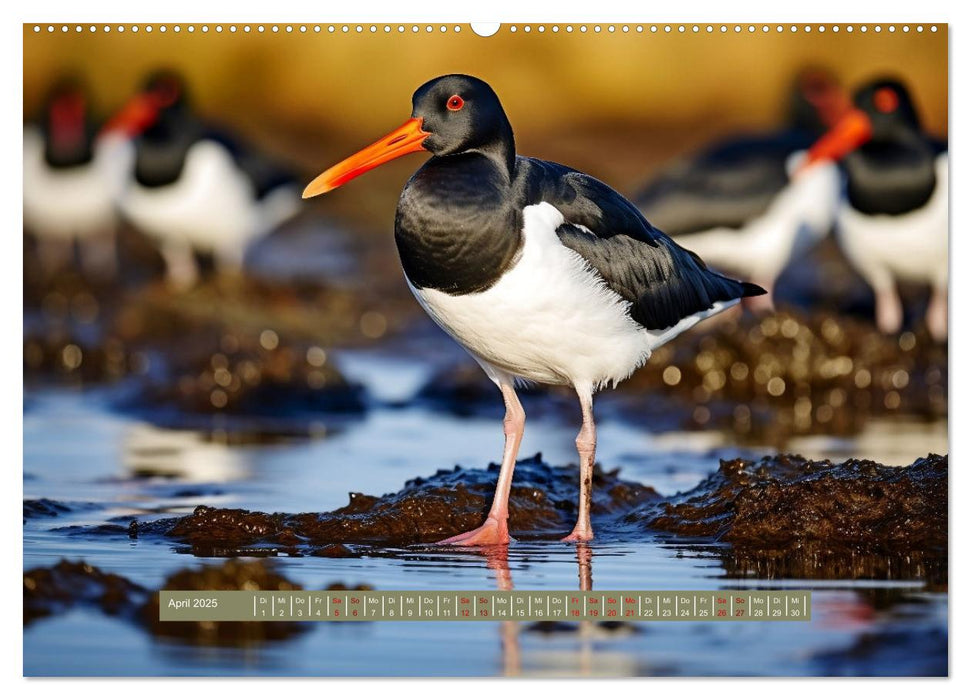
[410,202,725,390]
[23,128,133,240]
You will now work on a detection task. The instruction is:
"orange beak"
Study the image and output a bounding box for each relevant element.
[303,117,430,198]
[797,108,873,175]
[101,94,162,137]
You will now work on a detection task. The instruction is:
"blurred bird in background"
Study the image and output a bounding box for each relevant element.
[634,68,850,306]
[21,66,946,344]
[104,71,301,289]
[799,77,948,341]
[23,77,133,279]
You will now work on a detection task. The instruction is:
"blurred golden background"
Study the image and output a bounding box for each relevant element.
[24,24,947,229]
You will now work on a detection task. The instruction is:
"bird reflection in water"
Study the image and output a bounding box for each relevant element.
[478,543,606,677]
[575,544,596,677]
[481,544,520,677]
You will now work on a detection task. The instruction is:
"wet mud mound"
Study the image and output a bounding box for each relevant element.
[141,452,947,572]
[54,453,947,582]
[112,321,366,425]
[24,560,147,625]
[24,275,394,435]
[631,453,946,551]
[161,454,662,551]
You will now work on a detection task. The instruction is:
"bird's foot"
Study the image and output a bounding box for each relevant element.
[437,516,510,546]
[561,527,594,543]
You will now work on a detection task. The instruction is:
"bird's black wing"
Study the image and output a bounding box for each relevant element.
[203,128,296,199]
[515,157,765,331]
[631,131,809,234]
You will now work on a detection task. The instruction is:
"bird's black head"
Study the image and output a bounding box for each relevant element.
[853,78,922,141]
[142,71,188,112]
[800,76,924,171]
[787,66,849,135]
[410,74,515,163]
[102,69,188,138]
[38,77,95,168]
[303,74,514,198]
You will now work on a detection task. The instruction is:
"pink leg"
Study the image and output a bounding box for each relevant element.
[575,543,593,591]
[438,380,524,546]
[80,229,118,281]
[926,284,948,342]
[563,388,596,542]
[874,284,903,335]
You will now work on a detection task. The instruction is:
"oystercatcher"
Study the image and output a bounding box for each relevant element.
[23,77,133,277]
[635,68,849,304]
[799,78,948,340]
[106,71,300,288]
[303,75,765,544]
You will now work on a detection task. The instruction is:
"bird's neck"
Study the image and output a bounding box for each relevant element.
[394,151,523,295]
[475,122,517,178]
[43,101,94,169]
[845,138,937,215]
[134,112,204,188]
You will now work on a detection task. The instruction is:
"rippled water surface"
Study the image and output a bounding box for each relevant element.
[23,350,948,677]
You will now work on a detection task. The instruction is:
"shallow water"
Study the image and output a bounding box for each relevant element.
[23,350,948,677]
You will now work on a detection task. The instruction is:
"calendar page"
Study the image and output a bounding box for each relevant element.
[22,19,948,679]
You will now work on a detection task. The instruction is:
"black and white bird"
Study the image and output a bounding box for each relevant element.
[106,72,300,288]
[303,75,765,544]
[798,78,947,340]
[23,78,133,277]
[634,68,849,304]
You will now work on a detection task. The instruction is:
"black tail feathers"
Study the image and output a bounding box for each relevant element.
[741,281,768,297]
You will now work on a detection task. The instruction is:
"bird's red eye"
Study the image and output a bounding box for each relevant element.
[873,87,899,114]
[446,95,464,111]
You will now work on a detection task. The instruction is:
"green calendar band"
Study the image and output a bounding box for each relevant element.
[159,590,811,622]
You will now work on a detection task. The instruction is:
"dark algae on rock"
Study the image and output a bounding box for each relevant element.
[48,453,947,585]
[622,310,947,442]
[631,453,946,550]
[125,451,947,584]
[163,454,661,550]
[24,560,147,625]
[25,276,376,437]
[630,453,947,584]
